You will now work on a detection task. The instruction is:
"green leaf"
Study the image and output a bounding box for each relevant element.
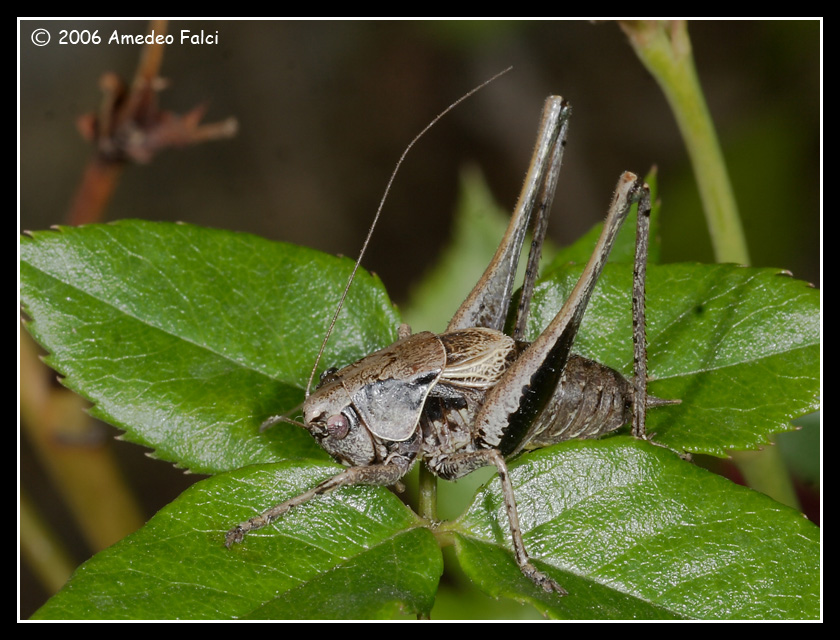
[32,461,442,620]
[20,220,400,474]
[529,261,819,456]
[452,438,820,620]
[21,220,819,619]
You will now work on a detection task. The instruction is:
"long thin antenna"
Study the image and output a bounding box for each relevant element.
[305,67,513,397]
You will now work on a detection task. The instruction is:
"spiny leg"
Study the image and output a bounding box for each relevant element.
[631,185,651,438]
[511,100,570,342]
[629,187,682,438]
[474,173,648,456]
[448,96,571,333]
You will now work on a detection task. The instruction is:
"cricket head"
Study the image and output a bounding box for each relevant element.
[301,332,445,467]
[302,370,378,467]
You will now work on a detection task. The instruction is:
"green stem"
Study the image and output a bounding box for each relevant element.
[621,20,749,265]
[621,21,800,510]
[417,464,438,522]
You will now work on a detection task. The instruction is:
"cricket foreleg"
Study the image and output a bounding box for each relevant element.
[431,449,567,595]
[225,462,407,547]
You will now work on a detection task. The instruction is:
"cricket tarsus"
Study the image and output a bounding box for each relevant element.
[230,94,680,599]
[523,564,568,596]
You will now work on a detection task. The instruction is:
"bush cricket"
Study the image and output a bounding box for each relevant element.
[225,92,678,596]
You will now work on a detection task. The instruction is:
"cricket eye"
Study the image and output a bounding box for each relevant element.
[318,367,340,387]
[326,413,350,440]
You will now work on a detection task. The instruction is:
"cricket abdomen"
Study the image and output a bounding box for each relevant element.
[521,354,632,451]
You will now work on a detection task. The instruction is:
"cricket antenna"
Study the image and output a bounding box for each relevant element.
[305,67,513,398]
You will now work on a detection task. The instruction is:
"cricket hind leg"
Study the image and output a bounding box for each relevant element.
[520,178,675,446]
[447,96,571,334]
[429,448,568,595]
[629,183,682,438]
[473,174,649,457]
[507,175,675,450]
[631,185,652,438]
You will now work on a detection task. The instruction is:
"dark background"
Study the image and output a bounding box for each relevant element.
[19,20,820,617]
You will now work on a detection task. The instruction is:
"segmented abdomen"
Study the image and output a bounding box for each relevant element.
[522,354,632,450]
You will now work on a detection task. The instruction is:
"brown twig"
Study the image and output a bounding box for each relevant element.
[67,20,237,224]
[21,20,238,600]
